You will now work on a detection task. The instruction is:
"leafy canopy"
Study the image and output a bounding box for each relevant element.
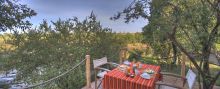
[5,12,122,89]
[0,0,36,32]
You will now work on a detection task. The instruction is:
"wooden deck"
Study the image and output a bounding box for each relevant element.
[81,79,102,89]
[82,76,220,89]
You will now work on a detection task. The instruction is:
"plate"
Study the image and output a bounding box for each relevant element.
[118,65,127,72]
[140,73,150,79]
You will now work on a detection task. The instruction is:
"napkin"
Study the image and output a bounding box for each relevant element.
[140,73,151,79]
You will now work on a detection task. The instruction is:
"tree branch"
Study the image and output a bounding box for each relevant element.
[203,20,220,60]
[206,0,220,12]
[181,28,198,51]
[167,26,205,77]
[207,23,220,46]
[210,71,220,87]
[164,1,206,76]
[206,0,215,7]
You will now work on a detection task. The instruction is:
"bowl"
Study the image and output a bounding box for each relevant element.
[145,69,154,74]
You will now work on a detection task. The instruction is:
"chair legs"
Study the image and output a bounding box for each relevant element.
[95,69,102,89]
[97,79,103,89]
[95,77,103,89]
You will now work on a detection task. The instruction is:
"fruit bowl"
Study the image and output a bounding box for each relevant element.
[145,69,154,74]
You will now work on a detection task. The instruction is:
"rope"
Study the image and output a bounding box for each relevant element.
[107,53,118,60]
[24,58,86,89]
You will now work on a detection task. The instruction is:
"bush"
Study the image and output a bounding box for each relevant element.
[4,12,123,88]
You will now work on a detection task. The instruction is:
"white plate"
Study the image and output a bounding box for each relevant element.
[140,73,151,79]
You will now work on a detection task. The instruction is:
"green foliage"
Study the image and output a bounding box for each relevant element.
[215,43,220,51]
[0,84,10,89]
[110,0,151,23]
[127,49,143,62]
[4,12,122,88]
[113,0,220,88]
[56,66,86,89]
[143,25,171,56]
[0,0,36,31]
[114,32,143,45]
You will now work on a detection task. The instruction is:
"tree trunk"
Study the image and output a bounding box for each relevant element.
[172,42,177,64]
[201,35,212,74]
[198,59,203,89]
[202,76,215,89]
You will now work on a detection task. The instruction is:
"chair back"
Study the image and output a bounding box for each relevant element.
[93,57,108,68]
[186,69,196,89]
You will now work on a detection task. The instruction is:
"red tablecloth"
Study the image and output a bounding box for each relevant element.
[103,64,161,89]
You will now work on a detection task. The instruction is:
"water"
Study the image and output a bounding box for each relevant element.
[0,70,28,89]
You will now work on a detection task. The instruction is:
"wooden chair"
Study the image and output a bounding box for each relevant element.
[156,69,196,89]
[93,57,119,89]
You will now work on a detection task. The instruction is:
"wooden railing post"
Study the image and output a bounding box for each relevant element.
[86,55,91,88]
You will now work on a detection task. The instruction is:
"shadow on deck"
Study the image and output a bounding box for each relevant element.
[81,76,220,89]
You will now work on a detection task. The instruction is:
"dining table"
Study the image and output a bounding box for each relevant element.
[103,64,161,89]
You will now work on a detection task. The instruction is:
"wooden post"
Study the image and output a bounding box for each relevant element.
[86,55,91,88]
[181,53,186,77]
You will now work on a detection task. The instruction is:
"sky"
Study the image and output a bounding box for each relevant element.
[21,0,148,33]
